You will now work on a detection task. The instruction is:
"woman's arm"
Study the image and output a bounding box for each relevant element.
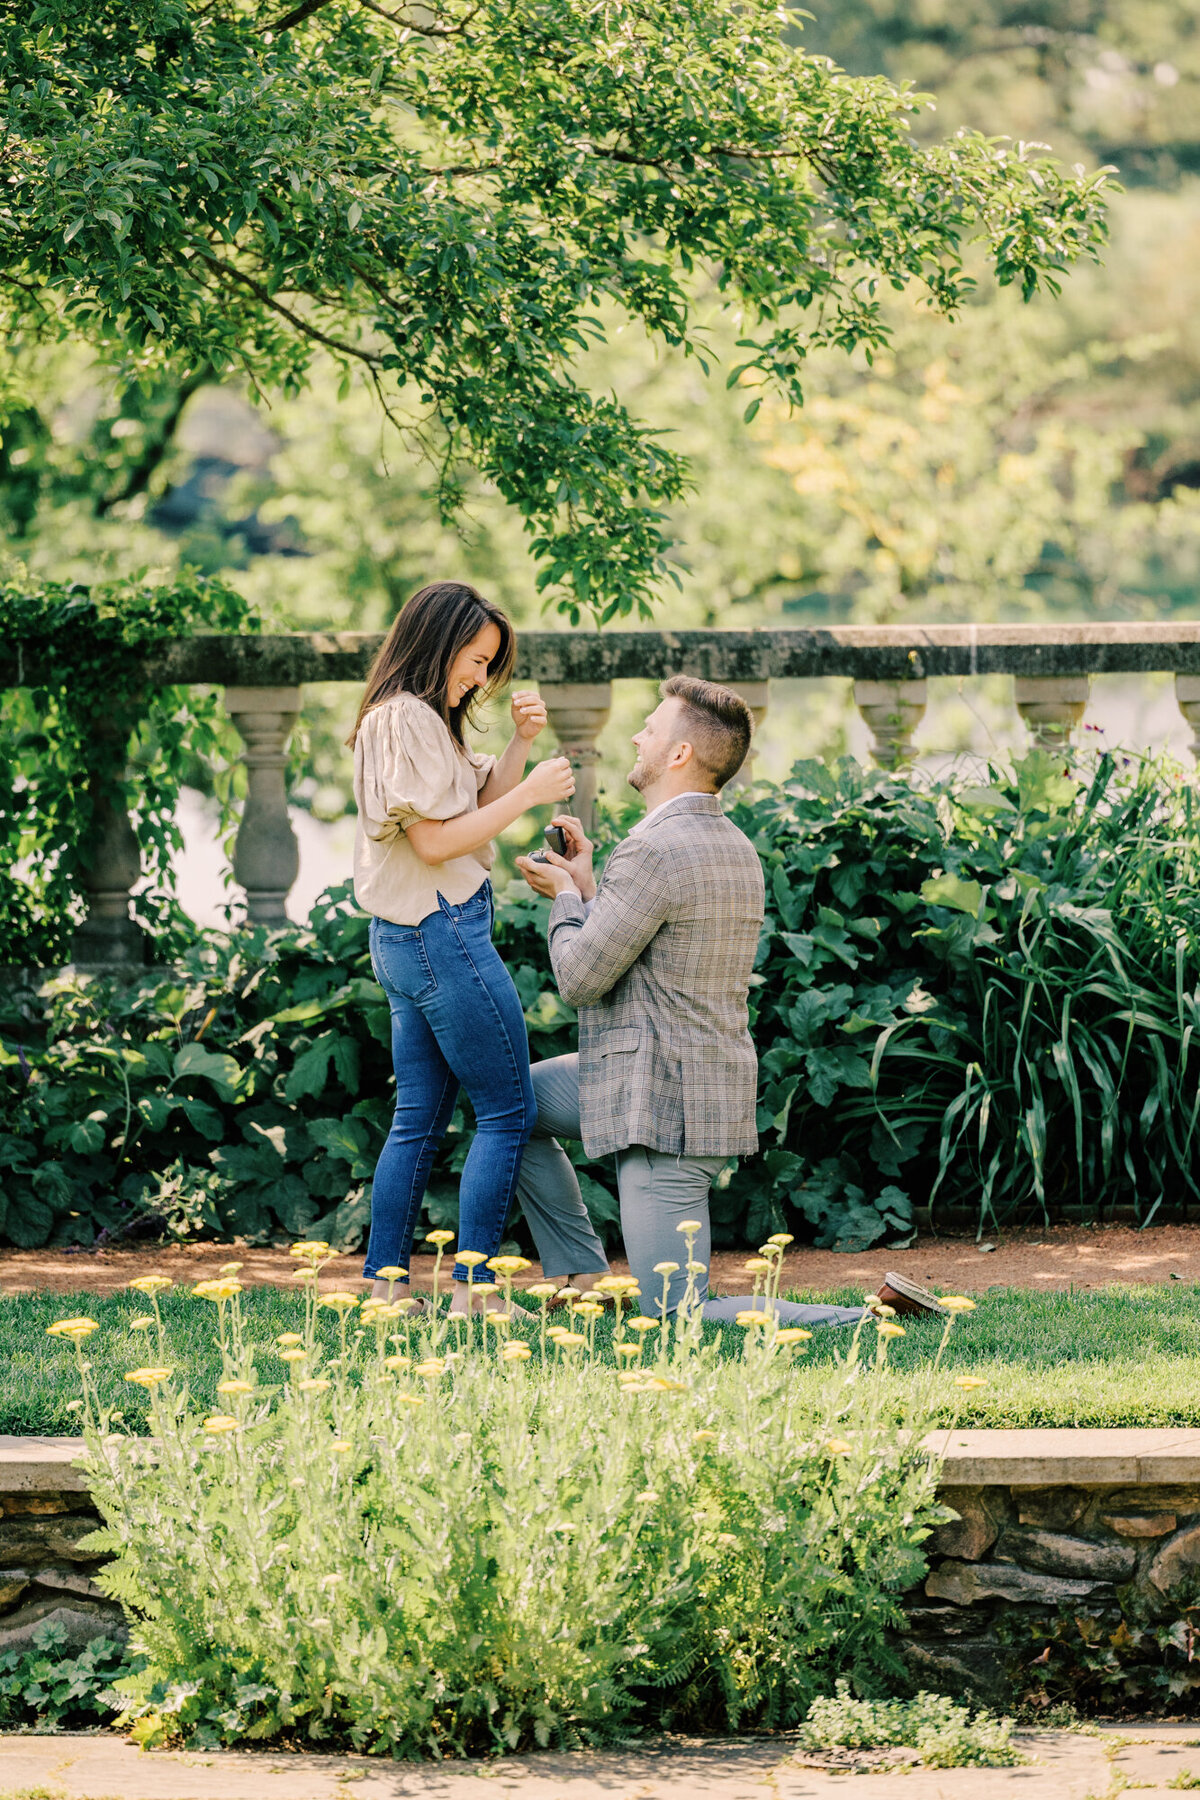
[478,689,548,805]
[407,755,575,866]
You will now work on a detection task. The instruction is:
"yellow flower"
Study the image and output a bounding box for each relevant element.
[876,1322,906,1339]
[676,1220,702,1234]
[954,1375,988,1391]
[940,1296,977,1313]
[290,1268,318,1284]
[216,1380,254,1396]
[595,1274,640,1293]
[716,1532,738,1547]
[129,1316,156,1332]
[279,1348,307,1364]
[735,1310,770,1328]
[383,1354,411,1372]
[635,1489,659,1503]
[554,1331,587,1349]
[651,1261,680,1277]
[276,1333,304,1348]
[396,1394,425,1408]
[289,1240,331,1260]
[685,1261,706,1275]
[525,1282,558,1299]
[424,1230,455,1247]
[824,1438,853,1456]
[298,1378,332,1394]
[694,1429,718,1442]
[767,1233,795,1248]
[469,1282,498,1298]
[456,1250,489,1269]
[219,1261,243,1275]
[415,1360,446,1378]
[627,1317,661,1334]
[202,1415,240,1434]
[330,1441,352,1454]
[46,1317,99,1341]
[193,1280,241,1301]
[574,1301,604,1320]
[488,1255,532,1277]
[124,1367,172,1388]
[128,1275,173,1295]
[374,1265,408,1281]
[501,1342,532,1362]
[775,1328,812,1345]
[318,1292,359,1314]
[742,1257,771,1274]
[648,1377,687,1393]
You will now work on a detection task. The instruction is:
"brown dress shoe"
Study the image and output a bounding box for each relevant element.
[876,1272,949,1318]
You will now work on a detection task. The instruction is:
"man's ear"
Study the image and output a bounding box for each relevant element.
[670,739,695,770]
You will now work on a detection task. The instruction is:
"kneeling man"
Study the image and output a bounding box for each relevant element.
[515,675,941,1326]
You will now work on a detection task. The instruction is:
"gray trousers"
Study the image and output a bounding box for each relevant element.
[514,1055,865,1328]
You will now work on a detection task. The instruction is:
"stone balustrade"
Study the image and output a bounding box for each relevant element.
[8,621,1200,967]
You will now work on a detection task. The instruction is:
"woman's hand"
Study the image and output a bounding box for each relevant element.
[510,689,547,742]
[521,757,576,807]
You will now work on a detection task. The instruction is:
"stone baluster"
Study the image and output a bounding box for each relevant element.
[224,686,302,925]
[725,680,770,789]
[540,682,613,833]
[1176,676,1200,763]
[853,679,927,769]
[71,754,144,969]
[1013,676,1090,749]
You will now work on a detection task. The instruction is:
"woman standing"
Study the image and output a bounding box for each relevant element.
[349,581,575,1314]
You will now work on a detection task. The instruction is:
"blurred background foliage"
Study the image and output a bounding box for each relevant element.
[5,0,1200,829]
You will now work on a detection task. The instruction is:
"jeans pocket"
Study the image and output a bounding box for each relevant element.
[372,927,438,1002]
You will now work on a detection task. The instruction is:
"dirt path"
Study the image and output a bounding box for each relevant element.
[4,1221,1200,1297]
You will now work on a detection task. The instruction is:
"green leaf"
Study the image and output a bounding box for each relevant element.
[174,1043,241,1102]
[920,874,989,917]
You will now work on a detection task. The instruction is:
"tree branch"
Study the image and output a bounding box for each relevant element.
[263,0,340,35]
[194,251,385,367]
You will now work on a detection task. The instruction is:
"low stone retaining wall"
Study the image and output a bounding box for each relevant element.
[905,1429,1200,1702]
[0,1438,123,1654]
[10,1428,1200,1698]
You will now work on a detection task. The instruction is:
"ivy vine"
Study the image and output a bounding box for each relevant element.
[0,574,257,967]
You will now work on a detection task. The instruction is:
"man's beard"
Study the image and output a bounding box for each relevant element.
[628,753,667,794]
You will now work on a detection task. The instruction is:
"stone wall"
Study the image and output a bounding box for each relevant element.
[0,1488,124,1654]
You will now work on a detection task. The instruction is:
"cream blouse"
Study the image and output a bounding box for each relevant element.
[352,692,497,926]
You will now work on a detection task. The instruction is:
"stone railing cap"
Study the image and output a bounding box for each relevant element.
[925,1427,1200,1486]
[0,1436,88,1492]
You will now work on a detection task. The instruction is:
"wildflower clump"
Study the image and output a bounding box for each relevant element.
[56,1238,978,1762]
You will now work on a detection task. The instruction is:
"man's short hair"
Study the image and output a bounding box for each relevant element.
[661,675,753,790]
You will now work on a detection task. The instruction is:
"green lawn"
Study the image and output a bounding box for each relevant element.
[8,1281,1200,1435]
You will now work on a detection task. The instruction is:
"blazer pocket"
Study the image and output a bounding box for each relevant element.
[599,1028,642,1056]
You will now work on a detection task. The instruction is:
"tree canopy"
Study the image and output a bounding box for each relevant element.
[6,0,1112,619]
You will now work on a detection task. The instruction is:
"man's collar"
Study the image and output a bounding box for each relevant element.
[628,790,721,836]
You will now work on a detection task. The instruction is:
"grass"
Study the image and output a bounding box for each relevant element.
[8,1280,1200,1435]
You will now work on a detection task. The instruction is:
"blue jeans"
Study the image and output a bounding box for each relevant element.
[363,884,537,1285]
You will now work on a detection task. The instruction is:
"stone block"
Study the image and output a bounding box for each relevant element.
[995,1527,1136,1582]
[1016,1487,1089,1529]
[897,1637,1014,1706]
[928,1486,1005,1561]
[926,1558,1113,1607]
[0,1513,102,1565]
[1147,1522,1200,1599]
[1090,1486,1200,1516]
[0,1574,29,1610]
[0,1596,125,1655]
[0,1492,92,1517]
[1100,1511,1177,1539]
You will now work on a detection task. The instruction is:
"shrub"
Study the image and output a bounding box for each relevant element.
[799,1680,1023,1768]
[52,1247,961,1756]
[3,749,1199,1253]
[0,1621,133,1730]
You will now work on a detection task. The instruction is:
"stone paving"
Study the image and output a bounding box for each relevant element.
[0,1727,1135,1800]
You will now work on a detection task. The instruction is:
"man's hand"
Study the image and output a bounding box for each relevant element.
[510,689,548,742]
[516,854,578,900]
[549,814,597,902]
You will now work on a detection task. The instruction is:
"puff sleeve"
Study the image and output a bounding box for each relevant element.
[355,700,470,844]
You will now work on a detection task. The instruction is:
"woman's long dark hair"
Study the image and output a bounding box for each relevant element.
[347,582,516,749]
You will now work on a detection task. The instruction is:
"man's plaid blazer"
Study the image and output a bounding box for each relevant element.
[545,791,764,1160]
